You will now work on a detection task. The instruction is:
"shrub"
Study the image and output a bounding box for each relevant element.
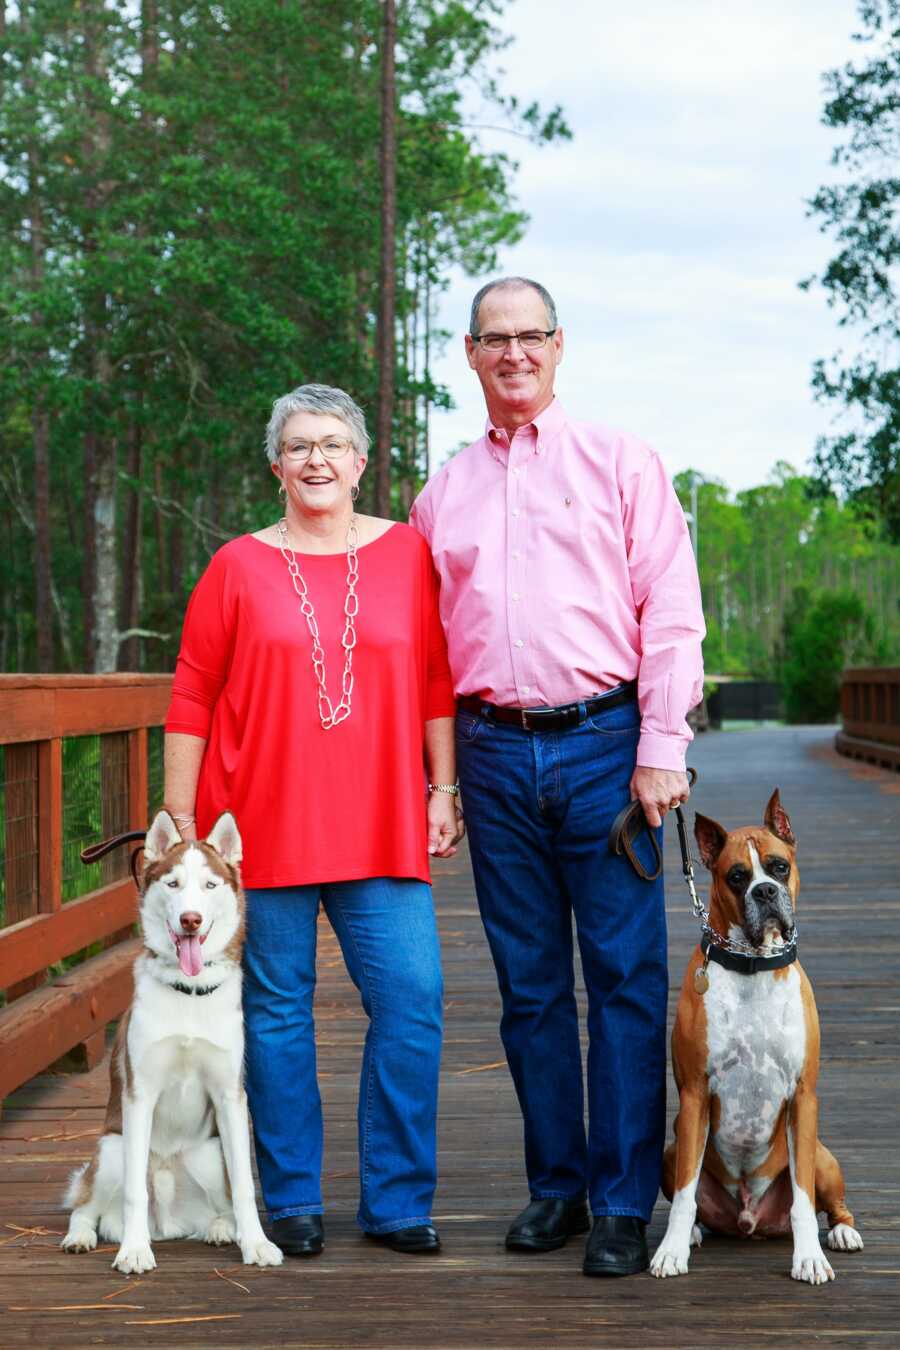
[782,589,885,723]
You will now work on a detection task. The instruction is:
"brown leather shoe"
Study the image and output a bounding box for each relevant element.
[583,1216,648,1276]
[505,1197,591,1252]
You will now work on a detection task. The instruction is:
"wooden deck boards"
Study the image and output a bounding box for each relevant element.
[1,726,898,1348]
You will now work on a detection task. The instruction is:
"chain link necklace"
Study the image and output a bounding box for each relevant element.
[276,515,359,729]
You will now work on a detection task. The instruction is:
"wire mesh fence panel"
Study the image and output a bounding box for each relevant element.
[148,725,164,817]
[100,732,130,886]
[63,735,103,900]
[62,734,130,901]
[1,742,39,931]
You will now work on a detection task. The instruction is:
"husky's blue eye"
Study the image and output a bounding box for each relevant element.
[166,879,178,889]
[206,880,217,889]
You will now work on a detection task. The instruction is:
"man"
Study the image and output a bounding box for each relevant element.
[410,277,705,1277]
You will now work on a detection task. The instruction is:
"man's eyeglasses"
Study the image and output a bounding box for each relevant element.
[471,329,557,352]
[280,437,354,461]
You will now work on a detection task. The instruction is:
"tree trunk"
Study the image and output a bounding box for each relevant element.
[29,168,52,672]
[93,393,119,672]
[20,3,52,671]
[82,426,97,668]
[119,412,143,671]
[374,0,396,516]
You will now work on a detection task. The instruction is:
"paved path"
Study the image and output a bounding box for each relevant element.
[1,726,898,1347]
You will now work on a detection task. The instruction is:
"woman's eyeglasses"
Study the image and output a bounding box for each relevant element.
[280,438,354,460]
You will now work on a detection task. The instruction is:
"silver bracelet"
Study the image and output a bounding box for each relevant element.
[428,783,460,796]
[169,809,196,826]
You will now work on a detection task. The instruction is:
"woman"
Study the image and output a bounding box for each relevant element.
[164,383,462,1257]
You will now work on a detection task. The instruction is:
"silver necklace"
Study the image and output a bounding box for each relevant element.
[276,516,359,729]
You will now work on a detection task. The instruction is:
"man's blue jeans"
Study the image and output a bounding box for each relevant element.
[242,878,443,1234]
[456,696,667,1221]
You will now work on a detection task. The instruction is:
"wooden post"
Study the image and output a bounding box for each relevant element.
[128,726,148,831]
[37,737,62,916]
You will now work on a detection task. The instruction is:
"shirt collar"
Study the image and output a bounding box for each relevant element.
[484,397,566,463]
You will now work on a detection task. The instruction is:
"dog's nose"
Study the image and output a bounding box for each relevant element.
[179,911,203,934]
[751,883,779,905]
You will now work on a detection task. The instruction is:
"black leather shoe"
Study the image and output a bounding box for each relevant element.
[366,1224,440,1253]
[271,1214,324,1257]
[583,1215,648,1276]
[505,1197,591,1252]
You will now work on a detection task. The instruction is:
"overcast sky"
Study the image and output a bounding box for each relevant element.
[429,0,861,492]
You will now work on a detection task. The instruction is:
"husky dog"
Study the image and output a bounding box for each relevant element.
[61,810,282,1274]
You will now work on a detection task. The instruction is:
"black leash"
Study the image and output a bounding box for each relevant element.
[607,767,698,883]
[80,829,147,889]
[607,768,798,982]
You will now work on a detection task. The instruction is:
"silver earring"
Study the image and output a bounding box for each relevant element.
[278,482,286,499]
[350,483,360,502]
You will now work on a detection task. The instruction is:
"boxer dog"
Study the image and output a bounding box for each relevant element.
[650,790,862,1285]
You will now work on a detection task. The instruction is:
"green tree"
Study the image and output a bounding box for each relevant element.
[803,0,900,539]
[674,464,900,680]
[782,589,886,722]
[0,0,569,672]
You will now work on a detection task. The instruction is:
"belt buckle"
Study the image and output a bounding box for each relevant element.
[521,708,532,730]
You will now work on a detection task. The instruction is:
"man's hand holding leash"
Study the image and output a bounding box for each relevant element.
[630,766,691,828]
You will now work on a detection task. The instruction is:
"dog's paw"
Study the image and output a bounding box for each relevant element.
[61,1226,97,1253]
[241,1236,283,1267]
[791,1248,835,1285]
[827,1223,863,1252]
[690,1224,703,1248]
[205,1216,237,1246]
[113,1240,157,1274]
[650,1242,691,1278]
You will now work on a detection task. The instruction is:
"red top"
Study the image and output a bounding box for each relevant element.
[165,526,456,888]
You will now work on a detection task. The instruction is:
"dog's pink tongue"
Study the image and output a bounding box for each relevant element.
[178,935,204,978]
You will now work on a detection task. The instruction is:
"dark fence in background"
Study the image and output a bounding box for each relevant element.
[0,675,172,1106]
[706,680,783,725]
[836,667,900,771]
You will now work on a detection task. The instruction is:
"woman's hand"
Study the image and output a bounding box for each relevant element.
[427,791,465,858]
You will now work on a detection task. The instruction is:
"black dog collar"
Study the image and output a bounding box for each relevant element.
[170,980,222,996]
[701,932,798,976]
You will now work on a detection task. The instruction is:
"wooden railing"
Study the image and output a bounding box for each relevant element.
[836,666,900,771]
[0,675,172,1104]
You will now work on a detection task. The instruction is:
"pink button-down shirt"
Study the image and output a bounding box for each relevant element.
[409,398,705,771]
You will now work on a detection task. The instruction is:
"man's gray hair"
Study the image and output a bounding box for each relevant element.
[264,383,370,464]
[469,277,558,337]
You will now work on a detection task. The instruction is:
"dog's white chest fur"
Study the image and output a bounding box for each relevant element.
[705,963,805,1179]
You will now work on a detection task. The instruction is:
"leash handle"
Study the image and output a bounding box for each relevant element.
[607,799,663,881]
[607,765,699,885]
[80,829,147,889]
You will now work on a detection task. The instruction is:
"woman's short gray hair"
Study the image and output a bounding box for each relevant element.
[264,383,370,465]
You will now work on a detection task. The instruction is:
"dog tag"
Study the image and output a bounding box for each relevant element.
[694,963,710,996]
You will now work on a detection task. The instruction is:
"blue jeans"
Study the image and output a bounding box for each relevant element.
[456,696,667,1221]
[242,878,443,1233]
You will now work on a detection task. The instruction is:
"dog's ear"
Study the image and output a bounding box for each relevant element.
[206,811,242,866]
[694,814,729,869]
[144,809,182,862]
[764,789,795,846]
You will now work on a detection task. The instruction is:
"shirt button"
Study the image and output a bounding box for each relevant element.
[511,509,520,517]
[511,592,520,601]
[512,467,520,476]
[522,685,531,695]
[514,639,524,649]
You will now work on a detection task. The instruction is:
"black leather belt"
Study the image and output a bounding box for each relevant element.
[457,680,637,732]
